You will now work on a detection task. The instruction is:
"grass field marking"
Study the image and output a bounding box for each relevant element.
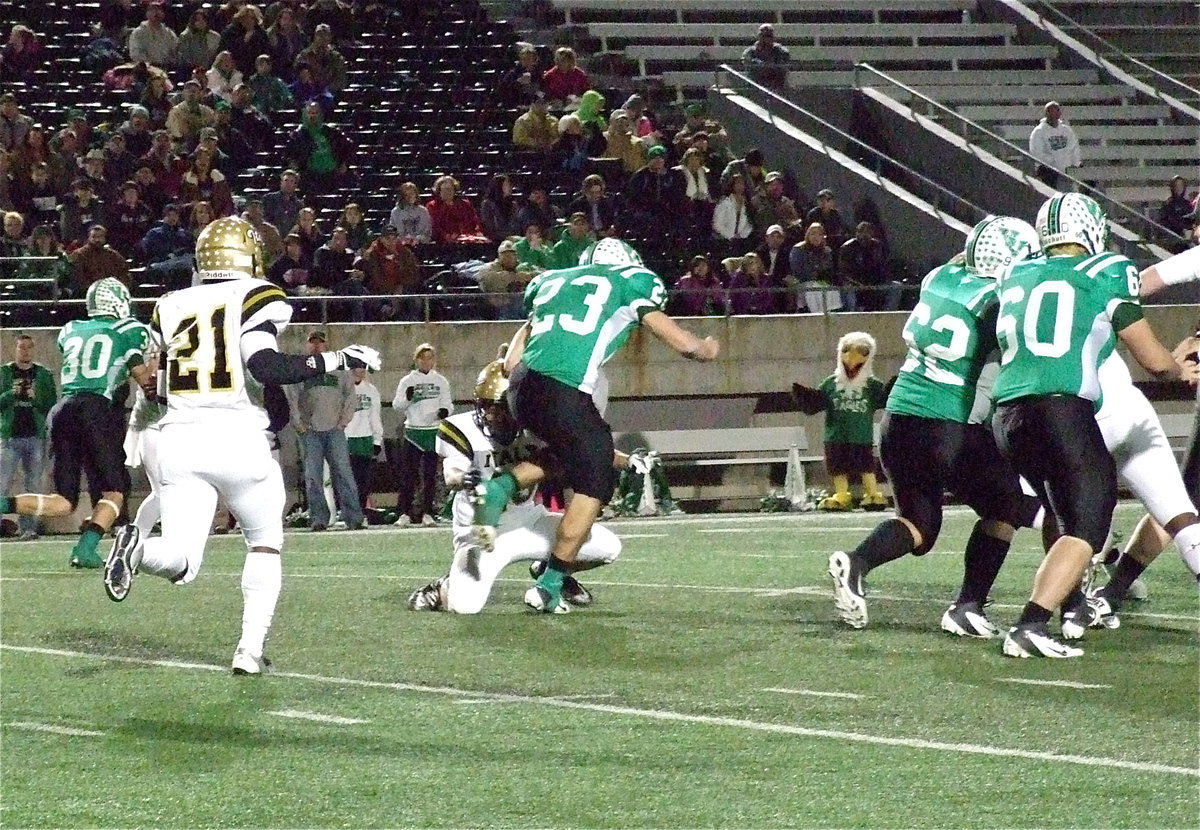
[268,709,369,725]
[618,534,669,539]
[997,678,1113,690]
[6,721,105,737]
[761,687,865,700]
[4,643,1196,778]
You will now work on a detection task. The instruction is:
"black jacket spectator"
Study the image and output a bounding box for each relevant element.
[142,215,194,264]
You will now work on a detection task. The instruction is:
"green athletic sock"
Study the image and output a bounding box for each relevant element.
[0,496,12,514]
[477,472,518,526]
[76,524,104,559]
[536,555,570,595]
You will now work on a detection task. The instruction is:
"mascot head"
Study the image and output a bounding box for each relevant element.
[835,331,876,392]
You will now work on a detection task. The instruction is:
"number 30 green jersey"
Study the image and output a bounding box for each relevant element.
[993,252,1142,404]
[887,263,999,423]
[57,316,152,400]
[522,263,667,394]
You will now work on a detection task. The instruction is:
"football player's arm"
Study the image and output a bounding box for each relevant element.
[242,323,330,386]
[504,321,530,375]
[1116,316,1180,381]
[640,310,719,361]
[1140,246,1200,297]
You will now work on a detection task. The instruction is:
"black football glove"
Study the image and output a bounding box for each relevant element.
[405,386,415,401]
[461,467,482,490]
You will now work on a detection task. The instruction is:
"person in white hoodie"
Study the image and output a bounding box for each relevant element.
[1028,101,1081,190]
[345,366,384,514]
[392,343,452,526]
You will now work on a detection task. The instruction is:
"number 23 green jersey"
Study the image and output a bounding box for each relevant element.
[993,252,1142,404]
[887,262,999,423]
[521,263,667,394]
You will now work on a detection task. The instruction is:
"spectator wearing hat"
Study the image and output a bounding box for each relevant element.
[627,144,682,237]
[391,343,452,527]
[166,80,217,145]
[388,181,432,245]
[294,23,347,95]
[478,238,535,319]
[142,203,195,290]
[743,23,790,88]
[551,212,596,269]
[567,173,619,238]
[242,198,283,264]
[541,47,590,106]
[805,188,849,255]
[673,102,729,157]
[721,148,767,198]
[622,93,658,140]
[68,225,129,295]
[206,50,244,103]
[756,223,791,286]
[512,93,558,153]
[751,171,800,240]
[0,93,32,152]
[498,42,544,106]
[286,100,353,194]
[247,54,294,119]
[219,4,272,78]
[118,105,154,158]
[211,100,254,173]
[106,181,155,261]
[355,224,421,320]
[59,179,105,251]
[289,330,364,532]
[128,2,179,67]
[176,8,221,70]
[602,110,647,175]
[80,148,115,203]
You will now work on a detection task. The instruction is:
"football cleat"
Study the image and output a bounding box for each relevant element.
[530,560,593,606]
[231,648,272,676]
[1060,590,1091,640]
[69,545,103,570]
[524,585,569,614]
[103,524,142,602]
[1002,624,1084,658]
[940,601,999,638]
[1084,593,1121,630]
[407,575,448,611]
[828,550,867,629]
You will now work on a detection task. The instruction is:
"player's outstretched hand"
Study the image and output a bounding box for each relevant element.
[336,344,382,372]
[692,336,719,362]
[461,467,483,490]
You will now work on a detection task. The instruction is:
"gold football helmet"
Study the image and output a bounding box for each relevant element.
[195,215,266,280]
[473,360,516,444]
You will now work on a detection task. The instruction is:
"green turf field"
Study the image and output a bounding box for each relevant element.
[2,500,1197,829]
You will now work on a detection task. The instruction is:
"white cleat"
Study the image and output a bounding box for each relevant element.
[1002,624,1084,658]
[231,648,272,676]
[523,585,569,614]
[103,525,143,602]
[940,601,999,638]
[828,550,867,629]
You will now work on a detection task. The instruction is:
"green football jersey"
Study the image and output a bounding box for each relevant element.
[57,316,151,400]
[818,375,888,445]
[887,263,999,423]
[993,252,1142,404]
[521,262,667,393]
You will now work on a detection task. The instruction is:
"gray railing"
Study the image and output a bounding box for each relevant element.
[850,62,1186,261]
[715,63,991,227]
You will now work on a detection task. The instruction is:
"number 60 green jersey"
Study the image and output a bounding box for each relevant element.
[993,252,1143,404]
[521,263,667,394]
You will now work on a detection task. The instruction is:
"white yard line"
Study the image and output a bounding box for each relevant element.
[996,678,1112,690]
[762,687,865,700]
[2,644,1193,778]
[268,709,368,725]
[6,721,104,737]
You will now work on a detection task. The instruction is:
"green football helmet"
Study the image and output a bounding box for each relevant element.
[964,216,1040,279]
[1036,192,1108,255]
[85,277,132,319]
[579,237,643,267]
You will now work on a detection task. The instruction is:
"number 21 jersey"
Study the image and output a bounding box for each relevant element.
[152,279,293,428]
[993,252,1142,404]
[521,263,667,394]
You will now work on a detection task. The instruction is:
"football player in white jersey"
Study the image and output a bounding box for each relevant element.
[101,216,381,675]
[407,358,621,614]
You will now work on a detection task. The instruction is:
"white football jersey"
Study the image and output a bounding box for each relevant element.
[152,278,292,428]
[436,410,542,528]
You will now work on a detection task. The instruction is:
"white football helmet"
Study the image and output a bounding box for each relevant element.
[964,215,1040,278]
[1035,192,1108,255]
[579,237,643,267]
[85,277,132,319]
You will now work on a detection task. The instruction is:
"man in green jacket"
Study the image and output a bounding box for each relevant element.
[0,334,57,539]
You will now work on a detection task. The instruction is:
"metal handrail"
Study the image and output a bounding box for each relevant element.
[850,62,1186,256]
[1026,0,1200,108]
[715,63,990,226]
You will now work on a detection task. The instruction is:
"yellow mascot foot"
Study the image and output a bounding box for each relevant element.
[820,492,854,511]
[861,492,889,511]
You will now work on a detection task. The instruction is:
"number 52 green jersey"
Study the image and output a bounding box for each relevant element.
[993,252,1143,404]
[521,263,667,394]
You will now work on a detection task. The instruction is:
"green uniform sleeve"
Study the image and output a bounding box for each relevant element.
[523,272,543,317]
[624,267,667,321]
